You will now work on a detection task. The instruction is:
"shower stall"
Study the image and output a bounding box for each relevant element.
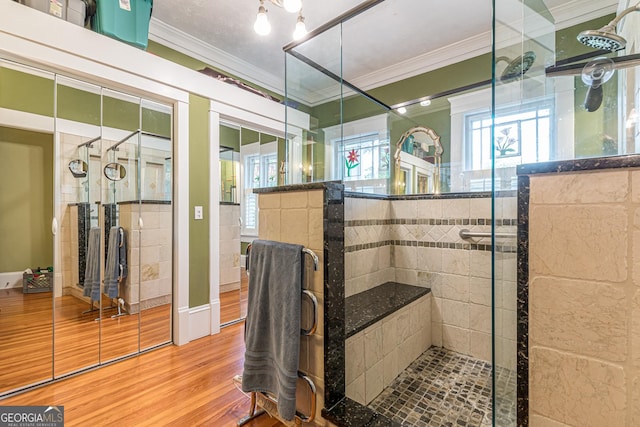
[279,0,634,425]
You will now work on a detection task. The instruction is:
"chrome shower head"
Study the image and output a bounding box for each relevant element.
[498,51,537,82]
[577,25,627,51]
[577,2,640,51]
[582,57,615,112]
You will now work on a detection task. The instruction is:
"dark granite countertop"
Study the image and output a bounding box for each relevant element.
[118,200,171,205]
[344,190,516,200]
[323,397,401,427]
[517,154,640,175]
[345,282,431,338]
[253,181,343,194]
[219,201,240,206]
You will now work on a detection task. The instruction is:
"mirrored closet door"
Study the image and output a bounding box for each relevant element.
[0,60,55,394]
[219,123,242,325]
[54,75,102,377]
[0,57,174,398]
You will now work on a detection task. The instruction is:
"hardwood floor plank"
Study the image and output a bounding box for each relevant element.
[1,323,285,427]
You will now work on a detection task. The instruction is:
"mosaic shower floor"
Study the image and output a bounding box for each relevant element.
[369,347,516,427]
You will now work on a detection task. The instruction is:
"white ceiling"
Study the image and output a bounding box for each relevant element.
[151,0,618,106]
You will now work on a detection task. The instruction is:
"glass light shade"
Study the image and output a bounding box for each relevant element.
[254,10,271,35]
[397,107,407,114]
[293,18,307,40]
[283,0,302,13]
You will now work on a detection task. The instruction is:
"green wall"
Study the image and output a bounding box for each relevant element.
[0,127,53,272]
[57,85,101,125]
[0,67,54,116]
[189,94,210,308]
[220,125,240,152]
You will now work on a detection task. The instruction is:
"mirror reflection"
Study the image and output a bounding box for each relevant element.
[103,162,126,181]
[68,159,89,178]
[0,59,174,397]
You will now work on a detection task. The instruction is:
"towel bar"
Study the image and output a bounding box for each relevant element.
[245,243,319,273]
[238,241,319,425]
[236,372,317,426]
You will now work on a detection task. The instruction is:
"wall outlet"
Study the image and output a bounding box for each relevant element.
[194,206,204,220]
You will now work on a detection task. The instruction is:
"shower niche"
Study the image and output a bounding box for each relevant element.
[0,59,174,396]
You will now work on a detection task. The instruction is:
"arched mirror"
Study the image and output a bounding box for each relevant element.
[394,126,444,194]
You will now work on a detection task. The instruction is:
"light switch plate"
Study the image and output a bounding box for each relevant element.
[194,206,203,220]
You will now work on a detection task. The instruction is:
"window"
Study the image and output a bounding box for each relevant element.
[243,154,260,231]
[466,100,553,171]
[242,147,277,235]
[335,133,390,182]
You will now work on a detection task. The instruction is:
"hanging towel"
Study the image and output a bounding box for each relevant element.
[83,227,101,301]
[242,239,304,421]
[104,226,127,299]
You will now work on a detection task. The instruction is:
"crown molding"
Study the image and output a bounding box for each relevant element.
[550,0,617,30]
[351,32,492,93]
[149,1,616,108]
[148,18,286,96]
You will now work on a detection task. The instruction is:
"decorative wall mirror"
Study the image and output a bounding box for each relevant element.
[68,159,89,178]
[394,126,444,194]
[103,162,126,181]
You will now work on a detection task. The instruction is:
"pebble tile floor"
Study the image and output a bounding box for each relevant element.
[369,347,517,426]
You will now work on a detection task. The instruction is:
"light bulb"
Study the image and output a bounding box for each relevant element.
[420,100,431,107]
[293,14,307,40]
[397,107,407,114]
[283,0,302,13]
[254,6,271,36]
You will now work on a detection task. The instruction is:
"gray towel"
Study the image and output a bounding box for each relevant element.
[83,227,101,301]
[104,226,127,299]
[242,239,304,421]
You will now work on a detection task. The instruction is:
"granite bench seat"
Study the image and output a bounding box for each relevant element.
[345,282,431,338]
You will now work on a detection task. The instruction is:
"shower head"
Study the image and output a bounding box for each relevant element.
[577,25,627,51]
[581,57,615,112]
[498,51,536,82]
[577,2,640,51]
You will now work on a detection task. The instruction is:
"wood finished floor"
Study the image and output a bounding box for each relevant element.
[220,269,249,325]
[1,322,286,427]
[0,288,171,394]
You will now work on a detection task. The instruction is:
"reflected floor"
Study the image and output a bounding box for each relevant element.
[369,347,516,427]
[0,287,171,395]
[220,268,248,325]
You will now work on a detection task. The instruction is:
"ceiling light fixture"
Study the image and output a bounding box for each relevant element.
[420,100,431,107]
[293,11,307,40]
[254,0,307,38]
[397,107,407,114]
[254,0,271,35]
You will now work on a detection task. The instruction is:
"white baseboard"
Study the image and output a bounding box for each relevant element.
[189,304,212,342]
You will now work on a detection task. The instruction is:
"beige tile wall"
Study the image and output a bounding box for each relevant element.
[219,204,240,289]
[258,189,329,426]
[119,203,172,313]
[345,195,517,365]
[345,294,432,405]
[528,170,640,426]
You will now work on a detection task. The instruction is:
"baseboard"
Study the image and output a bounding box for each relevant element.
[189,304,212,342]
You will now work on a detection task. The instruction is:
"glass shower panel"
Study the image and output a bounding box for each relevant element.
[285,24,343,185]
[100,89,141,362]
[139,99,172,350]
[54,75,102,377]
[0,59,55,395]
[494,0,555,425]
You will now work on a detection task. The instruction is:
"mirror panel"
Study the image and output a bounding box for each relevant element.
[219,123,242,326]
[54,75,102,377]
[139,99,173,350]
[0,60,55,393]
[100,89,141,362]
